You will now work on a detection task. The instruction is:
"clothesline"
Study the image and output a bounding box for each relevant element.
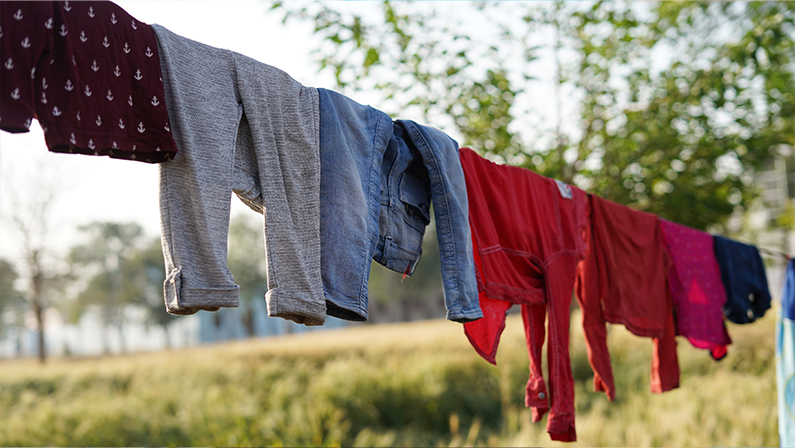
[757,246,791,262]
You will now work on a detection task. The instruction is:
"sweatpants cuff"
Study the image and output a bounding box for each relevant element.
[266,290,326,326]
[164,271,240,315]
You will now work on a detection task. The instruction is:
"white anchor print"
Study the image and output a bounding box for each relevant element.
[113,66,121,77]
[59,25,68,37]
[155,147,162,152]
[69,133,77,145]
[41,92,47,104]
[130,154,137,160]
[79,31,88,43]
[44,18,53,30]
[131,145,137,151]
[87,7,95,18]
[118,119,125,129]
[131,20,137,30]
[151,96,160,106]
[91,60,99,72]
[110,13,117,25]
[95,115,102,126]
[10,88,20,100]
[42,78,48,90]
[13,9,23,21]
[106,90,113,101]
[164,123,170,132]
[64,2,71,12]
[145,47,154,58]
[137,122,145,133]
[0,25,3,39]
[88,139,96,150]
[72,54,76,66]
[4,58,13,70]
[76,111,81,121]
[21,37,31,49]
[123,43,131,54]
[112,141,119,149]
[30,67,36,79]
[134,70,143,81]
[53,107,62,117]
[128,95,133,106]
[84,85,92,97]
[64,80,74,91]
[25,119,32,129]
[103,37,110,48]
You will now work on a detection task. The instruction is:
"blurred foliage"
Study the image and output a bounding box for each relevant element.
[227,214,269,304]
[66,222,178,352]
[0,311,777,446]
[123,236,179,348]
[273,1,795,231]
[0,259,25,339]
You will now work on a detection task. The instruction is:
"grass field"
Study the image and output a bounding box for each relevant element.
[0,309,778,447]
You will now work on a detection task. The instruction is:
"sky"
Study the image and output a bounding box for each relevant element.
[0,1,337,264]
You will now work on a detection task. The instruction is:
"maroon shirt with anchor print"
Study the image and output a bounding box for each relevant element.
[1,1,177,163]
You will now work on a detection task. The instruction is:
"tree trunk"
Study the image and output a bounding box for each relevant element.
[32,290,45,364]
[116,320,127,354]
[161,324,172,350]
[30,255,46,364]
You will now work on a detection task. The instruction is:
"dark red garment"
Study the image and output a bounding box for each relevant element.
[1,1,177,162]
[460,147,587,442]
[575,195,680,399]
[660,219,730,359]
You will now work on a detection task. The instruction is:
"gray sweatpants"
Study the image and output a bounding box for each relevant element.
[152,25,325,326]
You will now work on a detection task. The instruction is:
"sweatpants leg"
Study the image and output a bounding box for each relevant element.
[153,25,242,315]
[232,53,325,326]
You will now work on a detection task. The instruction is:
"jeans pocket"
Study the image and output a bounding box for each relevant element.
[399,171,431,232]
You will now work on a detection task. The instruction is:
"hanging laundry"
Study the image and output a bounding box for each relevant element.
[713,236,771,324]
[576,194,679,399]
[460,147,588,442]
[659,219,731,360]
[317,88,482,323]
[778,259,795,447]
[0,1,177,162]
[152,25,325,325]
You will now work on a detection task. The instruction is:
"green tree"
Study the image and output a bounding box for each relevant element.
[227,214,268,336]
[273,1,795,230]
[0,259,26,344]
[3,163,70,363]
[68,222,146,354]
[122,236,179,349]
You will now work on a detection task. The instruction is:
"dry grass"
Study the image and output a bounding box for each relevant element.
[0,309,777,446]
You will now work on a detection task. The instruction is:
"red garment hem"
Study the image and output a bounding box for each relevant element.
[549,426,577,442]
[463,319,504,365]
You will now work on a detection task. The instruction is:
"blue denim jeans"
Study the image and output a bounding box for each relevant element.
[318,88,482,323]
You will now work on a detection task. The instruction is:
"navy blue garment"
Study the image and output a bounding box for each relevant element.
[317,88,482,323]
[712,236,771,324]
[783,259,795,321]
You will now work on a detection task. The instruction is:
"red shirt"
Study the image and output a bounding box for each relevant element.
[1,1,177,162]
[575,195,680,399]
[459,147,587,442]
